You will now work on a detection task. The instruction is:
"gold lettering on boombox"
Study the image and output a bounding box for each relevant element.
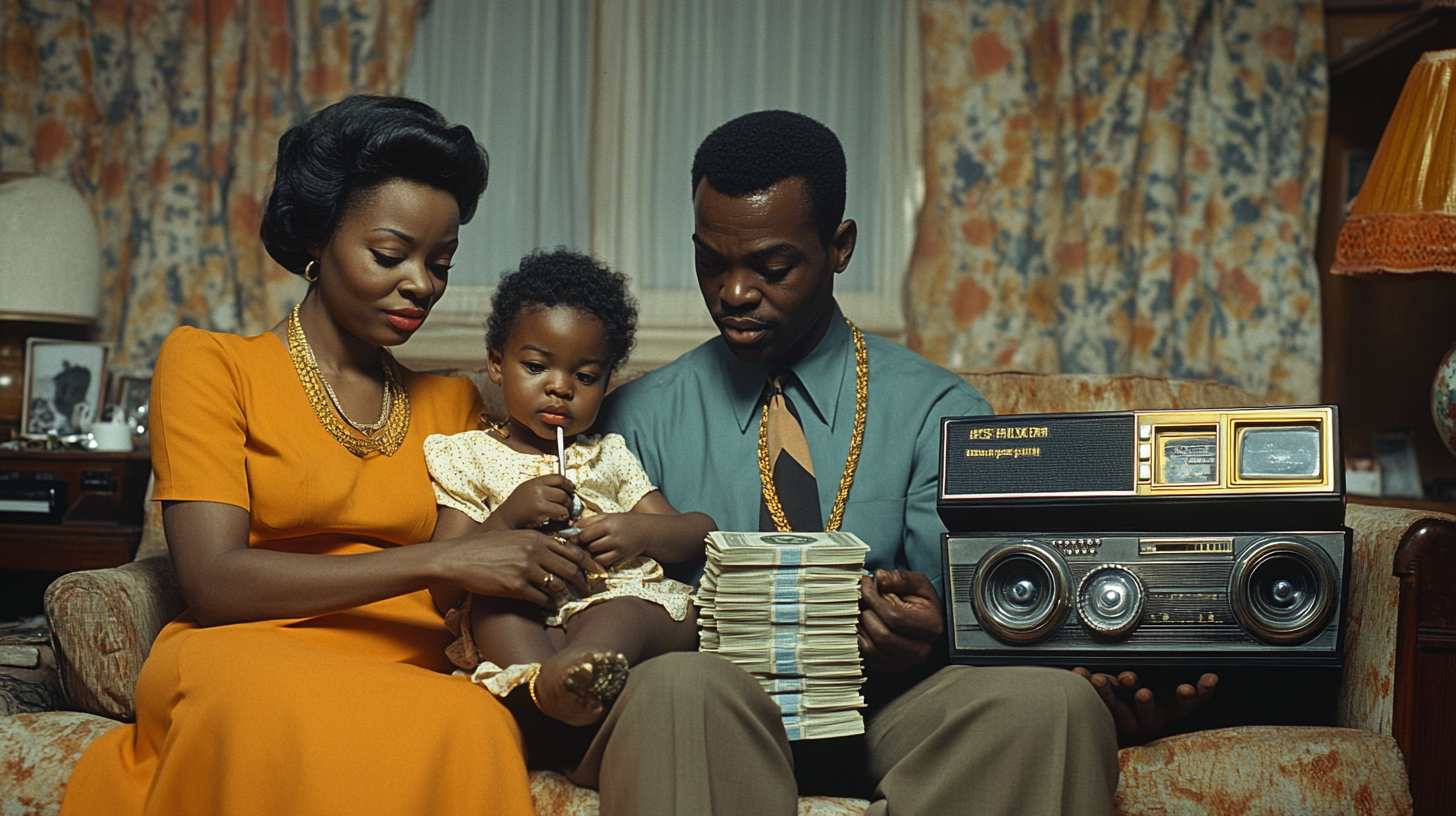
[1153,611,1226,624]
[992,426,1049,440]
[964,447,1042,459]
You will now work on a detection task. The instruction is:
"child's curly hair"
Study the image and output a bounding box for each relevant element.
[486,248,638,372]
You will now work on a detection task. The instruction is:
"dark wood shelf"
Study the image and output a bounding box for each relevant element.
[1,449,151,572]
[0,523,142,571]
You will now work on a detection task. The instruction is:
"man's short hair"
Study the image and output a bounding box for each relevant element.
[691,110,846,245]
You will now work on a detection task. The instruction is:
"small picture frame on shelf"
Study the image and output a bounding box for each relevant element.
[1343,150,1373,220]
[114,375,152,434]
[21,339,110,439]
[1372,430,1424,500]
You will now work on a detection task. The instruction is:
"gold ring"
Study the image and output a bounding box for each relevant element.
[542,573,555,589]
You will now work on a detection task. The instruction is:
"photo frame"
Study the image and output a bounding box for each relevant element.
[21,339,110,439]
[1343,149,1373,221]
[114,375,153,434]
[1372,429,1424,500]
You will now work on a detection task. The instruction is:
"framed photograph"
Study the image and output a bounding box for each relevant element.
[114,375,152,433]
[21,339,110,439]
[1343,149,1373,220]
[1372,430,1424,500]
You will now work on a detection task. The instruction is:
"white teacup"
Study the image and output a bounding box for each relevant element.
[90,421,133,452]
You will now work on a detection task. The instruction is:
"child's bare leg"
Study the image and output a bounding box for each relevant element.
[564,597,698,663]
[468,594,559,667]
[533,598,697,725]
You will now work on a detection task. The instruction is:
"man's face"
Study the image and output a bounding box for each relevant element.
[692,176,856,366]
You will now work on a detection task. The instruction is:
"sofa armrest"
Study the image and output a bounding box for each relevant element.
[1392,516,1456,816]
[44,554,186,721]
[1338,504,1449,734]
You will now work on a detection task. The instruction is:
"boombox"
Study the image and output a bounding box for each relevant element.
[937,406,1350,667]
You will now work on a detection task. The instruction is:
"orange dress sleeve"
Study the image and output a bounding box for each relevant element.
[148,326,251,510]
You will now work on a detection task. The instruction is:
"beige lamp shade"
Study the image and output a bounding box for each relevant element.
[0,175,102,323]
[1332,48,1456,276]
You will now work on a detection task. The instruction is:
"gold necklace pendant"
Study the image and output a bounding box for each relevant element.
[287,305,411,457]
[757,319,868,533]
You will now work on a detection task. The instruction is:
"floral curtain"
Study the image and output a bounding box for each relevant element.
[907,0,1326,405]
[0,0,419,372]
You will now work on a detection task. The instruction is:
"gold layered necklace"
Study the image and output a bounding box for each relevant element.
[757,319,868,533]
[287,305,410,457]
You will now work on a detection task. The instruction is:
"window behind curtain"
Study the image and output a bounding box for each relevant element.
[401,0,919,365]
[403,0,592,288]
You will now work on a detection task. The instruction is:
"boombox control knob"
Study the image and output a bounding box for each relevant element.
[1271,581,1296,605]
[1009,580,1038,605]
[1075,565,1145,640]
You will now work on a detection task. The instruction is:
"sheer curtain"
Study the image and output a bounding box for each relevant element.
[402,0,593,355]
[400,0,921,366]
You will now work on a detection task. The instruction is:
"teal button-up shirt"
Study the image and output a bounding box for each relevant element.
[596,302,992,591]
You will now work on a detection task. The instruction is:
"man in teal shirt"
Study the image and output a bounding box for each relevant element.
[573,111,1119,816]
[600,300,988,589]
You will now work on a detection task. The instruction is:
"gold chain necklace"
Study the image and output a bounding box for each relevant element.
[757,319,868,533]
[316,350,393,432]
[287,305,410,457]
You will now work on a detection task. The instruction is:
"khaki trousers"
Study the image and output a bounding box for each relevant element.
[568,652,1119,816]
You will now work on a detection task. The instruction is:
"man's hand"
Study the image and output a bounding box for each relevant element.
[1071,668,1218,736]
[858,569,944,674]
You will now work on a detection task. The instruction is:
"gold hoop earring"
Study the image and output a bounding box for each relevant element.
[303,260,319,282]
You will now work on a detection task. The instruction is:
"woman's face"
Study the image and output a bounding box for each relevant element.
[313,178,460,347]
[487,305,611,452]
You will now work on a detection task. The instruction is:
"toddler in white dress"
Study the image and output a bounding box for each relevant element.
[426,249,713,728]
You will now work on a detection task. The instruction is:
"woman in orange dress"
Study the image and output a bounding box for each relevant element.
[61,96,600,816]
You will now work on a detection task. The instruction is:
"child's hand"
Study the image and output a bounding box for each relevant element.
[571,513,653,569]
[494,474,576,530]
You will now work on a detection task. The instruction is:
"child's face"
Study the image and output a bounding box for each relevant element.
[486,305,611,448]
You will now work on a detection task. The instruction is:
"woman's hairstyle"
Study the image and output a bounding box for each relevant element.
[690,109,846,246]
[486,249,638,373]
[260,95,489,276]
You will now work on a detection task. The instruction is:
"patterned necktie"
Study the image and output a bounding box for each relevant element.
[759,370,824,532]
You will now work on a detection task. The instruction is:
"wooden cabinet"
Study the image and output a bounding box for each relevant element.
[0,449,150,571]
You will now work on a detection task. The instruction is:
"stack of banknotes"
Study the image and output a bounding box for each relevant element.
[696,530,870,740]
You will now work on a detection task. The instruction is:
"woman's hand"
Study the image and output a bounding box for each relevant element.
[437,528,606,609]
[491,474,576,530]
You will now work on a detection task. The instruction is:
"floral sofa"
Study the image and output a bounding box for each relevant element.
[2,371,1447,816]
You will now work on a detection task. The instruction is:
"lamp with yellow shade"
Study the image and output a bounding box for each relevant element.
[1332,47,1456,463]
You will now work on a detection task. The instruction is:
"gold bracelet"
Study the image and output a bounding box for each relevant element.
[526,665,543,710]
